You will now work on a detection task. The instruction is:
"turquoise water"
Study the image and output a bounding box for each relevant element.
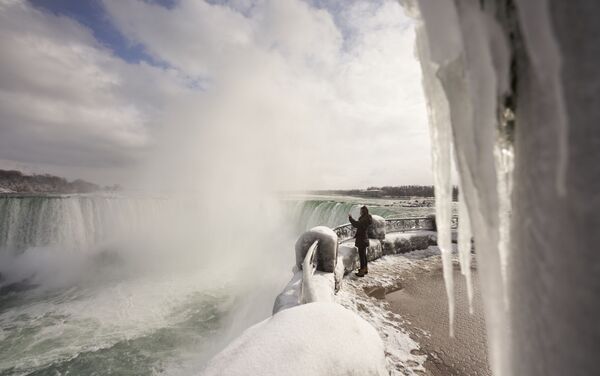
[283,194,437,231]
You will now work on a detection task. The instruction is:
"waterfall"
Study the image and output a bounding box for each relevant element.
[283,197,434,233]
[0,195,180,255]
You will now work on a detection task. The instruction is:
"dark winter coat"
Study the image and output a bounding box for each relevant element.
[349,214,373,247]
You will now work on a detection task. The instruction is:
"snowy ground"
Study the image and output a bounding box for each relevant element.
[335,244,489,376]
[335,247,447,376]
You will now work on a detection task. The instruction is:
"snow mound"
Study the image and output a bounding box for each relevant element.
[339,244,358,273]
[295,226,338,272]
[368,215,386,240]
[367,239,383,261]
[302,271,336,304]
[201,302,388,376]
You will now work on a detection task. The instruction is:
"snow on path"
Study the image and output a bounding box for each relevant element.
[335,247,448,376]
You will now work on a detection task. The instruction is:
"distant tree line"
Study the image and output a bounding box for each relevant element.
[311,185,459,200]
[0,169,118,194]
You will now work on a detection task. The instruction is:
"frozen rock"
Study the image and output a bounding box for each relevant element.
[202,302,388,376]
[295,226,338,272]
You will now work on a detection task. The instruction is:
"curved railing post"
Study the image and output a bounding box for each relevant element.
[300,240,319,304]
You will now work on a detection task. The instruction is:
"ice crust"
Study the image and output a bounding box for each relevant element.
[368,215,387,240]
[294,226,338,272]
[201,302,388,376]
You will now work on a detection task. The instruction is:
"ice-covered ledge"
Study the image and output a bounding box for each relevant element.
[201,302,388,376]
[203,217,452,375]
[274,216,456,314]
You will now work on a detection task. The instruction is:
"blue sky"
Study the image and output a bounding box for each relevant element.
[1,0,431,189]
[28,0,173,64]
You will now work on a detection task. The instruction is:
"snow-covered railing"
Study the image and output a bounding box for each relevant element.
[300,240,319,303]
[332,216,458,243]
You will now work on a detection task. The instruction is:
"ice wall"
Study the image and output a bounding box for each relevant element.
[404,0,510,371]
[403,0,600,375]
[509,1,600,375]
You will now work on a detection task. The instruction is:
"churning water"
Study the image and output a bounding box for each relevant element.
[0,194,435,375]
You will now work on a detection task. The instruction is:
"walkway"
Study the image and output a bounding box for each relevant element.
[386,259,490,376]
[336,247,490,376]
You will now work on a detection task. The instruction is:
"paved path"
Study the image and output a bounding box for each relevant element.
[385,261,491,376]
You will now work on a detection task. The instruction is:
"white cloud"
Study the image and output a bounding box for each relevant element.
[0,0,432,189]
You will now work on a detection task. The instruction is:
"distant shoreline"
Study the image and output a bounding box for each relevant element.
[306,185,458,200]
[0,169,120,195]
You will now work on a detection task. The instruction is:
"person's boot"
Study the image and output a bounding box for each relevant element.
[355,267,366,277]
[363,267,368,275]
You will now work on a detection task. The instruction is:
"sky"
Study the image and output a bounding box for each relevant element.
[0,0,432,190]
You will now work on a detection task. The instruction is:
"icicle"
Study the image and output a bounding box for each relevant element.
[457,188,474,315]
[405,0,515,373]
[495,108,515,308]
[513,0,569,196]
[411,12,456,337]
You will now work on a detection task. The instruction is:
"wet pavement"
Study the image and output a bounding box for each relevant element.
[384,262,491,376]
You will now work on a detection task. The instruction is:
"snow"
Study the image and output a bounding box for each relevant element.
[299,239,336,304]
[336,249,451,375]
[274,246,337,314]
[338,244,358,274]
[368,215,386,240]
[295,226,338,272]
[272,269,302,314]
[201,302,388,376]
[302,271,335,304]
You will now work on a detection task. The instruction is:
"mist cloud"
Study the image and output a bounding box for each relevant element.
[0,0,431,189]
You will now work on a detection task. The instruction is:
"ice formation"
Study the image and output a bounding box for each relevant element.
[410,0,456,337]
[403,0,512,372]
[494,109,515,306]
[294,226,338,272]
[368,215,387,240]
[457,189,474,314]
[404,0,600,375]
[201,302,388,376]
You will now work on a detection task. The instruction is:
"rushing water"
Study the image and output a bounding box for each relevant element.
[283,194,436,232]
[0,193,436,375]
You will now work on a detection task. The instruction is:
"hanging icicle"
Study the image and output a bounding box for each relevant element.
[458,188,474,315]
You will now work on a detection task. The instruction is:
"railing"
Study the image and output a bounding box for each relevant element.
[332,216,459,243]
[300,240,319,304]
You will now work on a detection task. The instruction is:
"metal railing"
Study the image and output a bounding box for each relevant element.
[332,216,459,243]
[300,216,459,304]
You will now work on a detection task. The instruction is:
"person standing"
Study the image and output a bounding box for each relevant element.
[349,206,373,277]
